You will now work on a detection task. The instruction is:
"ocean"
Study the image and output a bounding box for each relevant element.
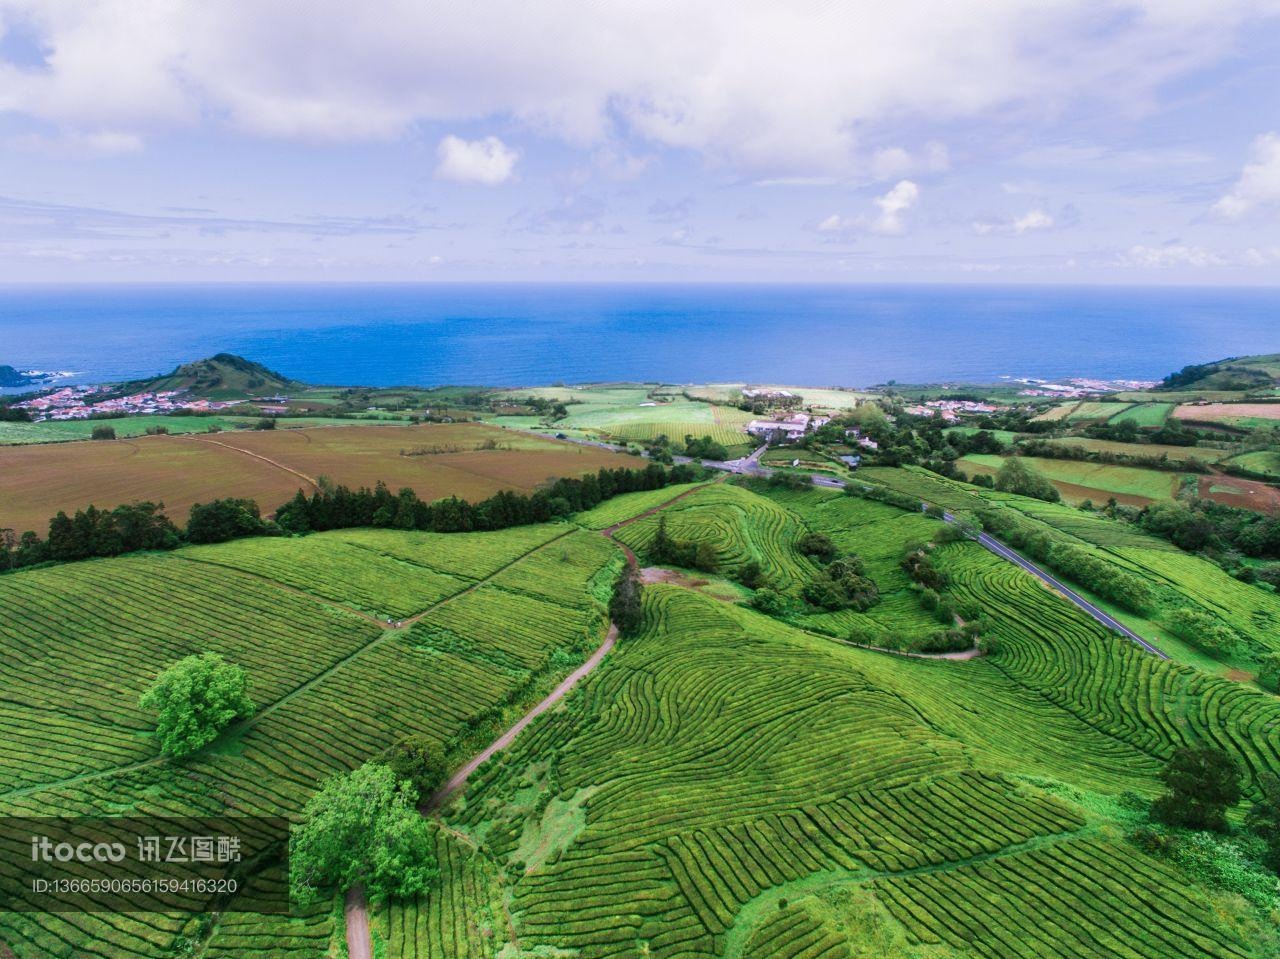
[1,283,1276,388]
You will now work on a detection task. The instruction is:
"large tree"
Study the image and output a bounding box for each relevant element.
[609,565,644,636]
[1152,746,1242,833]
[290,762,438,905]
[139,652,254,757]
[384,734,448,803]
[995,456,1061,503]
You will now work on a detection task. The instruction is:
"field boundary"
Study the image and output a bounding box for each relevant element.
[190,435,319,489]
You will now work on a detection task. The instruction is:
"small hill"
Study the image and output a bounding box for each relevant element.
[0,365,44,389]
[139,353,300,400]
[1158,353,1280,392]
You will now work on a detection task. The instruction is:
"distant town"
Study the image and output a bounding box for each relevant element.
[15,385,245,420]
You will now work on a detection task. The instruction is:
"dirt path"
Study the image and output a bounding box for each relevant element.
[190,435,319,489]
[421,622,619,814]
[344,886,371,959]
[343,482,705,955]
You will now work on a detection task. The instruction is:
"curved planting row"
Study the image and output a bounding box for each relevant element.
[612,484,815,590]
[447,585,1256,959]
[940,543,1280,795]
[873,837,1252,959]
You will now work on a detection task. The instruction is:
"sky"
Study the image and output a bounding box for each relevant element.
[0,1,1279,284]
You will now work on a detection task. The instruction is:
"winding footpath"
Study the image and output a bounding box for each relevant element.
[344,481,704,959]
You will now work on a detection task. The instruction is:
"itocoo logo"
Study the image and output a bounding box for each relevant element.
[30,836,126,863]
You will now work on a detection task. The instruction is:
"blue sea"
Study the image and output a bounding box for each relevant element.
[1,283,1276,388]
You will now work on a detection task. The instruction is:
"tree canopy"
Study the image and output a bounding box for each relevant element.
[139,652,253,757]
[290,762,438,905]
[994,456,1061,502]
[1152,747,1242,833]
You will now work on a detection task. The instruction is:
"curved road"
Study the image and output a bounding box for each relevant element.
[540,430,1167,659]
[961,518,1168,658]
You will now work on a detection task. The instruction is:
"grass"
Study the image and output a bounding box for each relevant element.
[0,413,411,445]
[1108,402,1174,427]
[1068,401,1133,422]
[944,426,1020,445]
[1048,437,1229,463]
[1225,449,1280,478]
[958,453,1179,504]
[0,422,627,534]
[1030,401,1079,422]
[1174,403,1280,426]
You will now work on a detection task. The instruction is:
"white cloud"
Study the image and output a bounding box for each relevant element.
[1121,244,1226,268]
[870,142,949,179]
[973,208,1054,235]
[0,1,1271,174]
[871,180,919,235]
[817,179,920,236]
[1212,132,1280,218]
[6,129,143,155]
[434,135,518,185]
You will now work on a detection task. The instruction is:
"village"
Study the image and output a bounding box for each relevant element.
[15,385,243,421]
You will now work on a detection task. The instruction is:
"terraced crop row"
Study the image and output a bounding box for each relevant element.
[874,837,1251,959]
[378,830,502,959]
[1105,546,1280,654]
[740,902,847,959]
[181,534,471,619]
[608,420,748,447]
[612,483,815,590]
[573,481,706,530]
[439,582,1264,959]
[939,543,1280,793]
[0,554,383,793]
[0,522,620,958]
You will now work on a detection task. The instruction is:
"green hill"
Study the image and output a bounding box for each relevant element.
[0,365,47,389]
[136,353,300,400]
[1158,353,1280,392]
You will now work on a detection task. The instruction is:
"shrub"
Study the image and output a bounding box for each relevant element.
[1165,607,1245,659]
[738,560,765,590]
[384,734,448,803]
[90,424,116,440]
[750,587,789,616]
[1152,747,1242,833]
[995,456,1060,502]
[803,554,879,611]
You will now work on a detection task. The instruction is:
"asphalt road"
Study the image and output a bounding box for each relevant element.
[963,520,1168,659]
[539,429,1167,658]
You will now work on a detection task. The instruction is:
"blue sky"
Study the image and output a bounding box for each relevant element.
[0,1,1278,283]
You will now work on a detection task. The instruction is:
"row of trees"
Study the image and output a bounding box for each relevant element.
[976,507,1156,614]
[276,463,695,535]
[1,498,270,569]
[1127,499,1280,560]
[2,463,703,572]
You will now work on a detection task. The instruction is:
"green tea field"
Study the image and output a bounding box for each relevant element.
[3,460,1279,959]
